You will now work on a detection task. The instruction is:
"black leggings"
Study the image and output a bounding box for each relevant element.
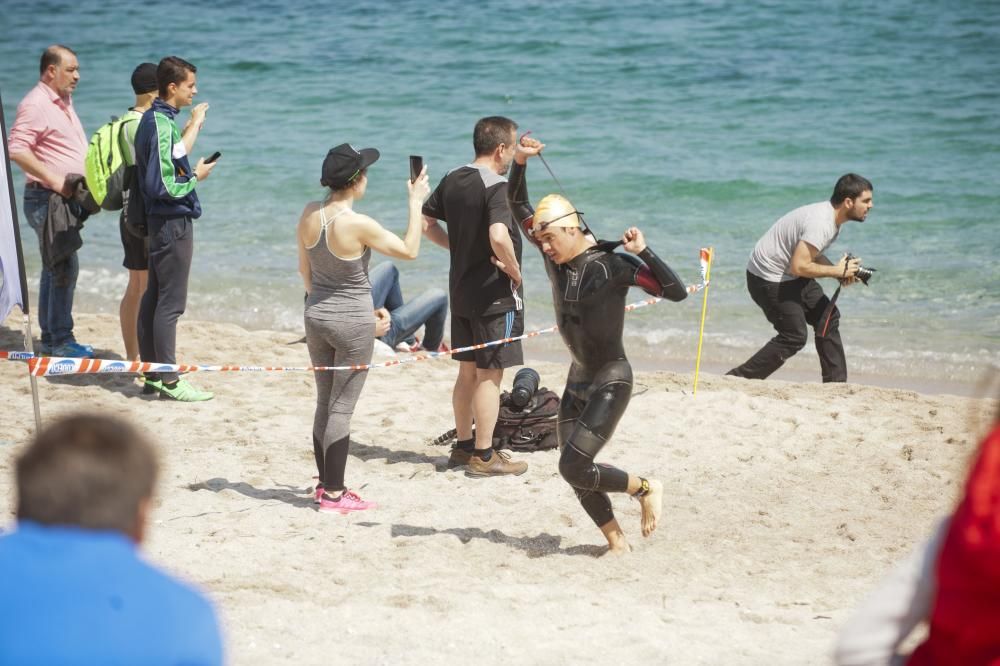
[558,360,633,527]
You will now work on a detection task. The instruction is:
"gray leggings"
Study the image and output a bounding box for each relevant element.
[305,314,374,491]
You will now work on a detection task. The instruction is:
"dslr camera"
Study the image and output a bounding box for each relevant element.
[845,253,877,286]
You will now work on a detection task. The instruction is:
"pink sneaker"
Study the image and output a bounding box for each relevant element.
[318,489,377,514]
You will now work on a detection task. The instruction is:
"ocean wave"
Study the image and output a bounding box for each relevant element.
[227,60,280,72]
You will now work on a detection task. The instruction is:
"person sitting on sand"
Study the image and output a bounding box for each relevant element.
[369,261,448,353]
[297,143,429,514]
[506,134,688,553]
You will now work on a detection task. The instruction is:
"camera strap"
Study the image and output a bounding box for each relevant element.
[820,285,842,338]
[536,152,618,246]
[819,256,855,337]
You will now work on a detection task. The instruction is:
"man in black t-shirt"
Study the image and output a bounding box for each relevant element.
[422,116,528,477]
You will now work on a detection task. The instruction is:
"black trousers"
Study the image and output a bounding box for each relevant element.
[138,215,194,384]
[728,271,847,382]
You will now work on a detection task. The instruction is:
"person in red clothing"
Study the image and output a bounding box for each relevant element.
[907,420,1000,665]
[835,413,1000,666]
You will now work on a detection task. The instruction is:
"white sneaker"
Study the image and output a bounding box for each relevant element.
[372,339,396,357]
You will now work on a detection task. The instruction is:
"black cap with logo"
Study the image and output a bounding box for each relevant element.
[321,143,380,189]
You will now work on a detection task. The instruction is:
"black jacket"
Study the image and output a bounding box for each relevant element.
[42,174,99,286]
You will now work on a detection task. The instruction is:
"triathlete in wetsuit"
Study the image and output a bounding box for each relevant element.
[504,135,688,553]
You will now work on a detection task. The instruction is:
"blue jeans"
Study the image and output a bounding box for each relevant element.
[24,187,79,347]
[369,262,447,350]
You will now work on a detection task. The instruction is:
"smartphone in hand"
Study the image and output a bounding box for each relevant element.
[409,155,423,183]
[206,151,222,164]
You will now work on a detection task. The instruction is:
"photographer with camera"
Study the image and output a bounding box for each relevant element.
[727,173,874,383]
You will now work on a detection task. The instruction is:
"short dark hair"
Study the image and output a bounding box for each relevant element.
[473,116,518,157]
[157,56,197,98]
[39,45,76,76]
[831,173,873,206]
[16,414,159,535]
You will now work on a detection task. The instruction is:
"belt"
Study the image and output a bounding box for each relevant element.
[25,182,51,191]
[148,214,192,221]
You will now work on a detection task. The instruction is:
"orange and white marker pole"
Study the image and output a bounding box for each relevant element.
[693,247,714,395]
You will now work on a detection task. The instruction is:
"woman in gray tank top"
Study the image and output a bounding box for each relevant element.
[296,143,429,514]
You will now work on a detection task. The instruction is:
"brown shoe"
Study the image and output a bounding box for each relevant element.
[466,449,528,477]
[447,446,473,469]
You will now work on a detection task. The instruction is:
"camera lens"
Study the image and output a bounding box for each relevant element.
[510,368,540,410]
[856,266,876,286]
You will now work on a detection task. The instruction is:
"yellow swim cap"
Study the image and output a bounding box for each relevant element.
[533,194,581,232]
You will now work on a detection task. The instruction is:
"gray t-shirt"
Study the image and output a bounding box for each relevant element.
[746,201,839,282]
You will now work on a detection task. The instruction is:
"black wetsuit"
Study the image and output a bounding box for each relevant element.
[507,161,688,527]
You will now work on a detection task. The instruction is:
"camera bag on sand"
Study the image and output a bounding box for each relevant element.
[492,388,560,452]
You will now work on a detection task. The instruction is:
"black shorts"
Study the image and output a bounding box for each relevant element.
[120,216,148,270]
[451,309,524,369]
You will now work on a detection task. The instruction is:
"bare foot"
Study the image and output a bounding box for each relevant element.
[602,541,632,556]
[600,519,631,554]
[639,479,663,537]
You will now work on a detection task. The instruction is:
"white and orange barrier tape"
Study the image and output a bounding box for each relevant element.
[0,351,34,361]
[5,251,711,378]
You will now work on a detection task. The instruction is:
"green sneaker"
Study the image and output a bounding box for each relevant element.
[159,379,214,402]
[141,378,162,395]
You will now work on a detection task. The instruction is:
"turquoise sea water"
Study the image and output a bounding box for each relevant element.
[2,1,998,391]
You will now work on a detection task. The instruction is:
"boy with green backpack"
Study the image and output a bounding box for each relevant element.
[116,63,157,361]
[83,63,156,361]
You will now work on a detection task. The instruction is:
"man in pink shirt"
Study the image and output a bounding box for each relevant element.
[8,45,93,358]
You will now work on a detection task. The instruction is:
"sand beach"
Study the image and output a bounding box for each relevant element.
[3,1,998,662]
[0,312,994,664]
